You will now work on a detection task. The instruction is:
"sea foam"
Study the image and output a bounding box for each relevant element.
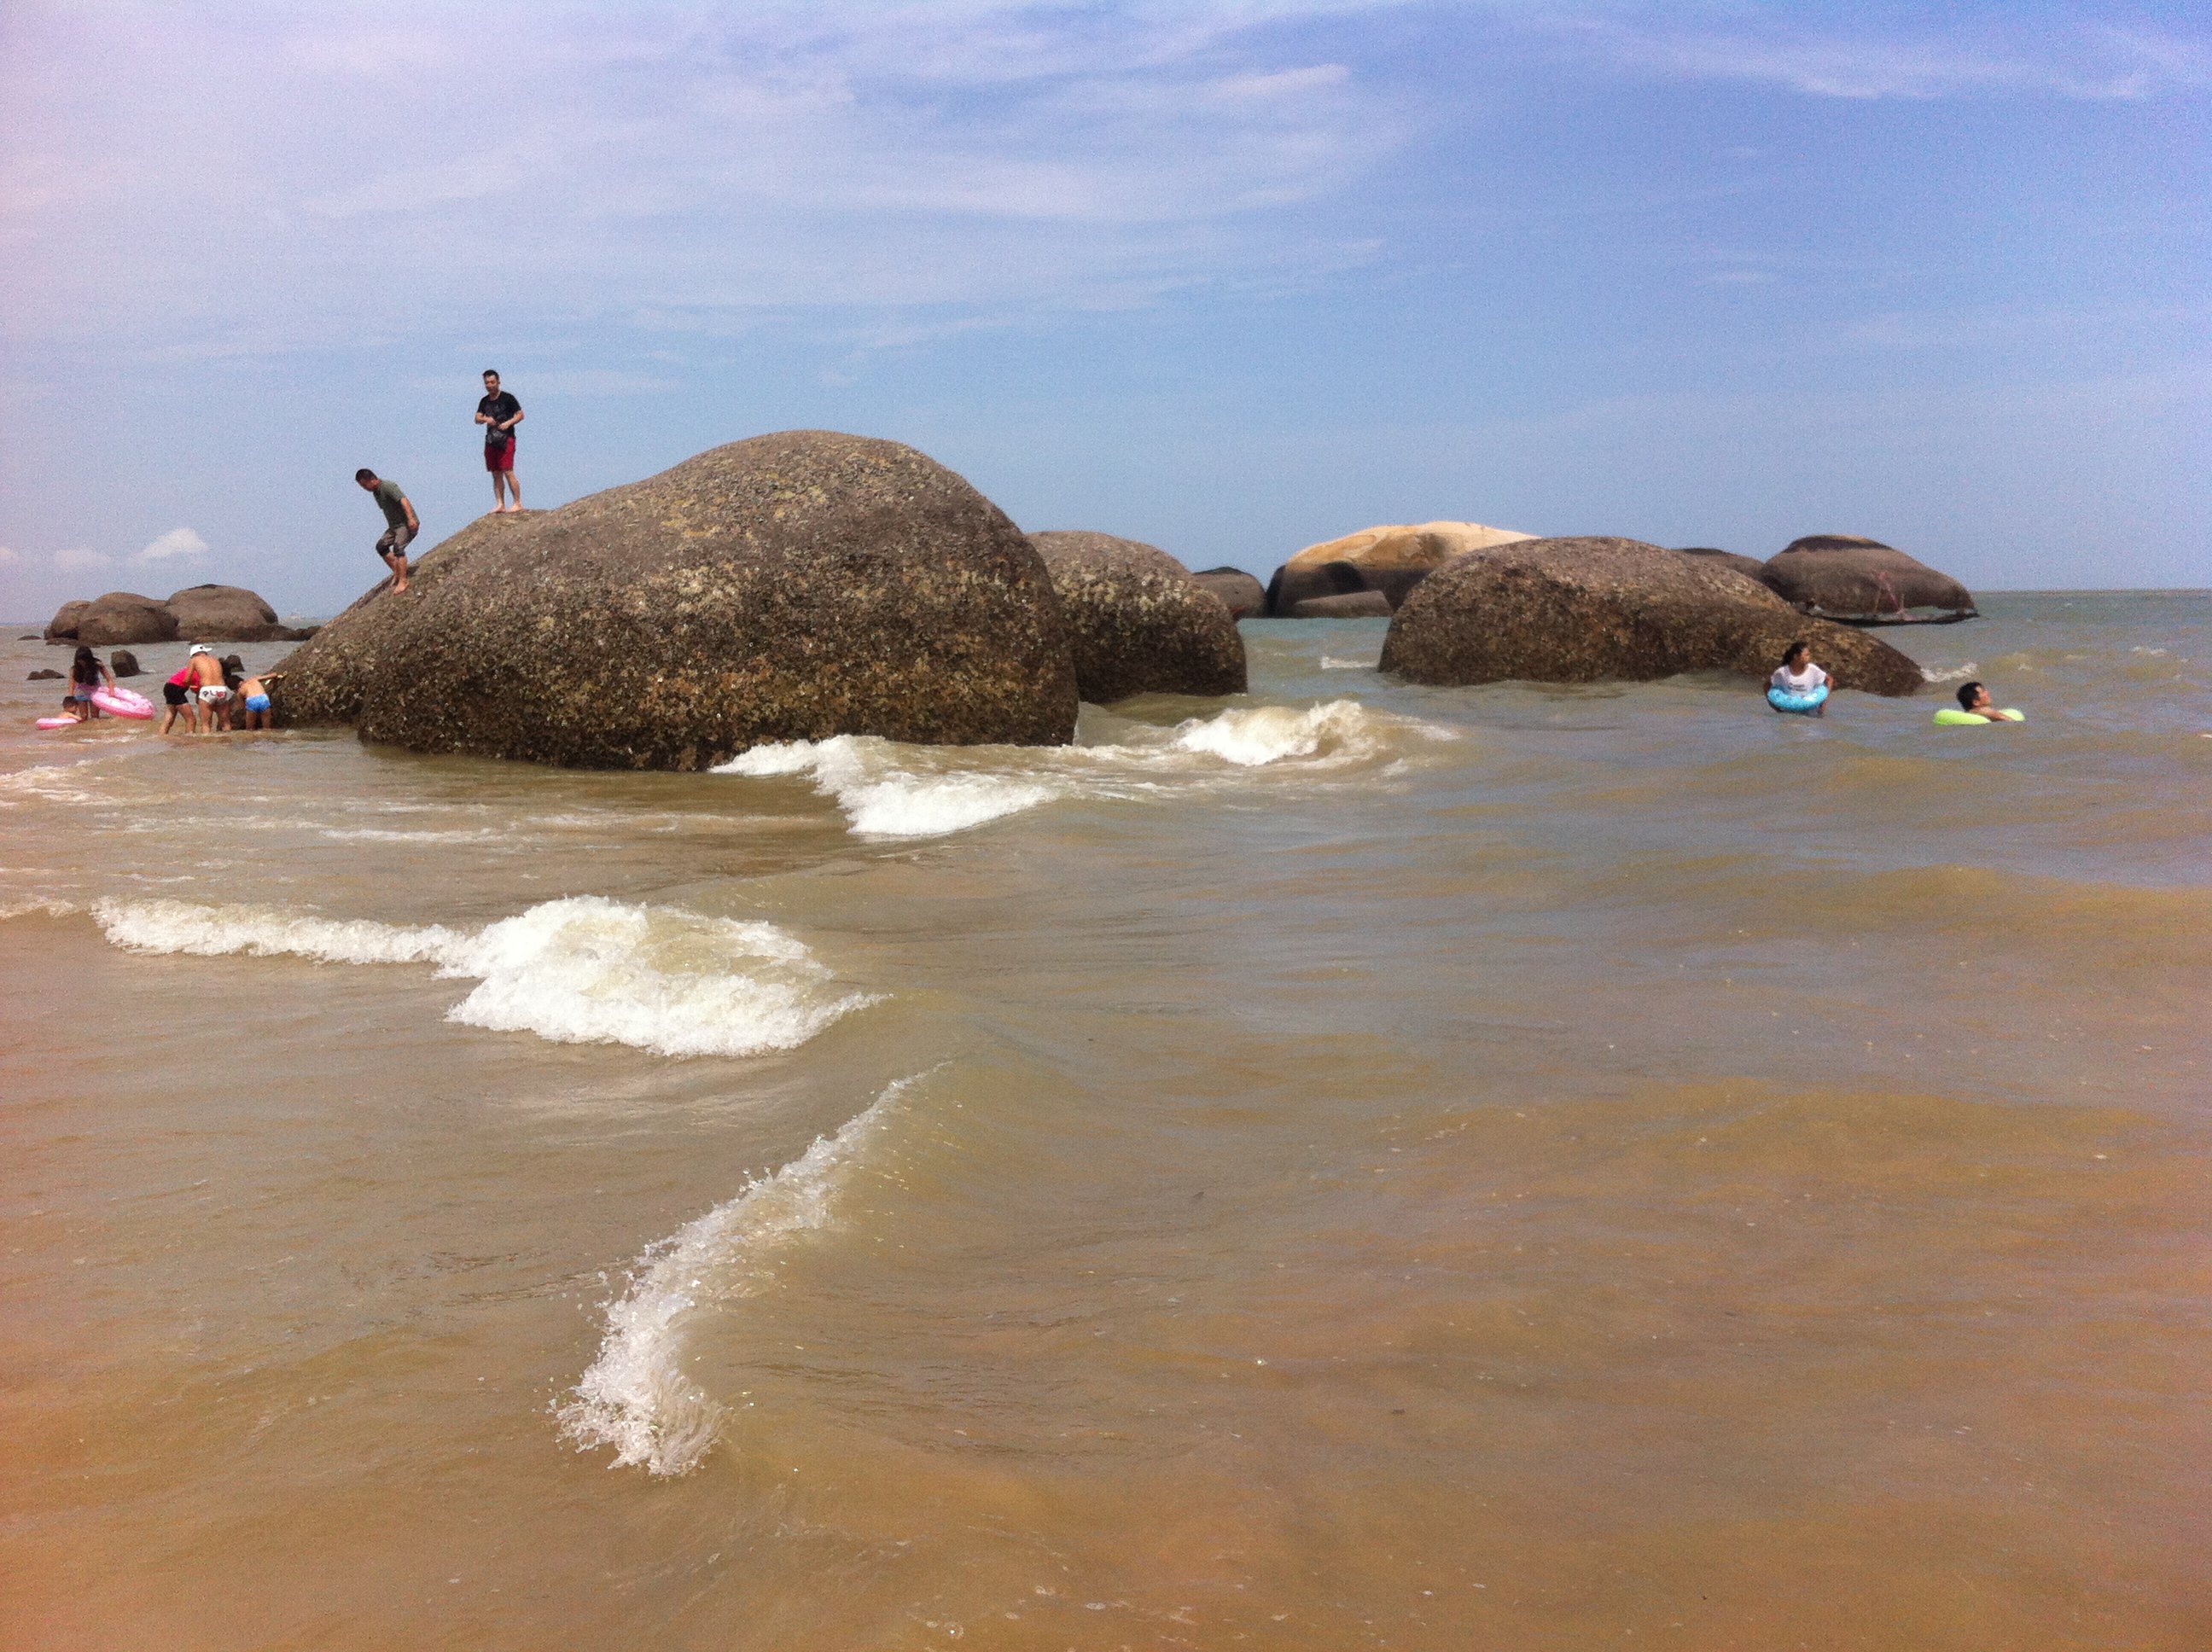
[718,736,1057,837]
[1163,699,1392,766]
[713,699,1447,837]
[560,1075,913,1476]
[92,895,871,1059]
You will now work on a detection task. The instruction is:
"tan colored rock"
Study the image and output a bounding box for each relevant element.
[1267,521,1534,614]
[1380,536,1923,696]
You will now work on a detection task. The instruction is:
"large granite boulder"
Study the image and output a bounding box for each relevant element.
[1674,547,1777,586]
[1762,534,1975,616]
[1267,521,1534,615]
[1379,536,1923,696]
[273,432,1080,768]
[1190,567,1265,620]
[1029,532,1245,702]
[72,592,180,647]
[43,601,91,643]
[169,584,296,642]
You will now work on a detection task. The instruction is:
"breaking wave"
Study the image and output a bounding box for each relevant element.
[720,738,1057,836]
[560,1075,915,1476]
[713,699,1449,837]
[92,894,871,1059]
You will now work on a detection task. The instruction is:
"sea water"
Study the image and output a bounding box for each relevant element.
[2,592,2207,1649]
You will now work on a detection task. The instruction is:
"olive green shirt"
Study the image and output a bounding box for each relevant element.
[372,479,410,530]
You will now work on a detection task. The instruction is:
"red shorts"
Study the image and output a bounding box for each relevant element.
[486,440,515,473]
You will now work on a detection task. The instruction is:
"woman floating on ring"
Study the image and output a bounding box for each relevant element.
[1767,640,1831,716]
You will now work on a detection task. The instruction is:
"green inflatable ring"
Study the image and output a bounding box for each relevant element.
[1933,707,2024,726]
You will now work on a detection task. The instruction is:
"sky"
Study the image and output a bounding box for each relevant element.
[1,0,2206,620]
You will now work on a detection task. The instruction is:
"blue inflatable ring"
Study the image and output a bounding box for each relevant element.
[1767,683,1830,715]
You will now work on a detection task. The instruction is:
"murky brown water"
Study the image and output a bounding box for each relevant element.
[3,594,2209,1649]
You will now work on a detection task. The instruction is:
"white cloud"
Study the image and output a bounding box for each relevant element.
[53,546,108,571]
[1549,12,2212,102]
[0,3,1406,356]
[0,545,19,565]
[137,526,209,562]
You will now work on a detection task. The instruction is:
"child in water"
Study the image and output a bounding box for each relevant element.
[235,667,278,731]
[65,646,114,722]
[1952,681,2023,723]
[1767,640,1831,715]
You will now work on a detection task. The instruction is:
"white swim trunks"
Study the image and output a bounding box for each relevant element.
[199,685,233,704]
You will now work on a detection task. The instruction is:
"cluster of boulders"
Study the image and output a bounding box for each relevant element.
[44,585,313,646]
[1254,525,1973,623]
[271,432,1249,771]
[251,433,1954,771]
[1379,537,1923,696]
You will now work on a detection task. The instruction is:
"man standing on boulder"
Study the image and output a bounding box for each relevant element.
[475,369,524,513]
[356,468,418,593]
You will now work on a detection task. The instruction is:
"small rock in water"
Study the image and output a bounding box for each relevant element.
[109,649,142,677]
[27,668,62,680]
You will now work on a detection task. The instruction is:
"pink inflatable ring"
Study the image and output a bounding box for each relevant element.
[92,686,154,719]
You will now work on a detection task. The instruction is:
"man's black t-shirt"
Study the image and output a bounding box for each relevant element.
[478,391,521,445]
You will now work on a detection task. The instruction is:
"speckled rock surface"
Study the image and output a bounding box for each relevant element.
[1288,590,1393,619]
[43,602,91,643]
[1029,532,1246,703]
[273,432,1080,768]
[1267,521,1534,614]
[1190,567,1265,619]
[1763,534,1975,615]
[1380,536,1924,695]
[1673,547,1778,587]
[169,584,299,642]
[71,592,180,647]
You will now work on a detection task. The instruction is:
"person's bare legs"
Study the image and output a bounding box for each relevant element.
[493,468,521,513]
[382,549,410,593]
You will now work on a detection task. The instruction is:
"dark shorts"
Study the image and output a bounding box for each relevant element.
[376,522,417,559]
[486,440,515,474]
[163,682,189,707]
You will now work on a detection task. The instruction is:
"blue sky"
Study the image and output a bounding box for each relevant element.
[2,1,2205,619]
